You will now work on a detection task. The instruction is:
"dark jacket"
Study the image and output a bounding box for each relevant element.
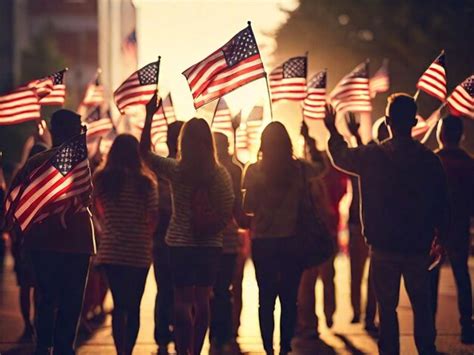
[327,133,449,255]
[10,149,95,255]
[436,147,474,248]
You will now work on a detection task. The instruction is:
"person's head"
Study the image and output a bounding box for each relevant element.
[167,121,184,158]
[178,118,217,183]
[213,132,230,161]
[384,93,417,137]
[259,121,294,184]
[94,134,156,200]
[437,114,463,148]
[50,109,83,146]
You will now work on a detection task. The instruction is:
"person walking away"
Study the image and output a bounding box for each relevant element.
[9,143,48,340]
[431,115,474,344]
[140,95,234,355]
[209,132,245,352]
[346,115,382,332]
[151,120,184,355]
[324,94,449,355]
[94,134,158,355]
[7,110,96,355]
[242,122,326,355]
[297,123,345,337]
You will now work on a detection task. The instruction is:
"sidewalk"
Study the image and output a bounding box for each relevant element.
[1,252,473,354]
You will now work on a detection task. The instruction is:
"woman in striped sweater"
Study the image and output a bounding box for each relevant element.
[94,134,158,355]
[141,96,235,355]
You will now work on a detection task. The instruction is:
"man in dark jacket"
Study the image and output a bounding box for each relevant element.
[324,94,449,355]
[431,115,474,344]
[10,110,95,355]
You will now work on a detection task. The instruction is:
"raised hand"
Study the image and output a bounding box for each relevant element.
[323,104,337,133]
[145,92,159,117]
[347,112,360,137]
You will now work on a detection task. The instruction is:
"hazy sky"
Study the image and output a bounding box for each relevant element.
[134,0,299,121]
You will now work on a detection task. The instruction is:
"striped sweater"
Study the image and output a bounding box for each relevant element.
[148,155,234,248]
[95,178,158,267]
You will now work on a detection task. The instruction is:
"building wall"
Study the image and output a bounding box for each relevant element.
[0,0,14,93]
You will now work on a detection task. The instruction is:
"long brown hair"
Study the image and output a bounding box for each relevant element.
[259,121,295,186]
[177,118,218,184]
[93,134,156,201]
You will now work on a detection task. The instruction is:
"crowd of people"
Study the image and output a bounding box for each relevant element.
[0,91,473,355]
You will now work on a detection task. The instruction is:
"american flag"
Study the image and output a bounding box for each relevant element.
[412,114,436,138]
[330,60,371,113]
[303,70,327,120]
[269,56,307,102]
[4,133,91,232]
[38,70,67,106]
[0,86,41,126]
[114,61,159,113]
[182,25,265,109]
[162,93,176,122]
[84,107,114,139]
[246,104,264,150]
[212,98,233,137]
[416,51,447,102]
[447,74,474,118]
[236,123,248,152]
[81,77,105,106]
[369,59,389,98]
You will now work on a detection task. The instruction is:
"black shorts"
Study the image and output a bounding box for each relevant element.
[169,246,221,287]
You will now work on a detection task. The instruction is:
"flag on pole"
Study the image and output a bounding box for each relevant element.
[0,87,41,126]
[113,61,159,113]
[182,24,265,109]
[84,107,114,139]
[416,51,447,102]
[4,132,91,232]
[269,56,307,102]
[236,123,248,151]
[447,74,474,118]
[38,70,67,106]
[211,98,233,136]
[246,104,264,149]
[162,93,176,122]
[81,77,105,106]
[330,60,371,113]
[369,59,389,98]
[303,70,327,120]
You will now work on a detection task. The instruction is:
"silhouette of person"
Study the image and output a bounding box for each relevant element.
[431,115,474,344]
[94,134,158,355]
[8,110,96,355]
[324,94,449,355]
[242,122,326,355]
[141,95,234,355]
[151,120,184,355]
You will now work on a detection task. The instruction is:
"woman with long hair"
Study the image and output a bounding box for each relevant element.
[94,134,158,355]
[141,98,234,355]
[242,122,326,355]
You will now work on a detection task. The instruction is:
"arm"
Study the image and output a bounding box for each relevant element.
[432,158,450,246]
[147,183,159,234]
[139,92,160,157]
[324,104,366,175]
[213,168,235,232]
[241,164,259,215]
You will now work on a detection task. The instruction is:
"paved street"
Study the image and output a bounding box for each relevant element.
[1,250,473,355]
